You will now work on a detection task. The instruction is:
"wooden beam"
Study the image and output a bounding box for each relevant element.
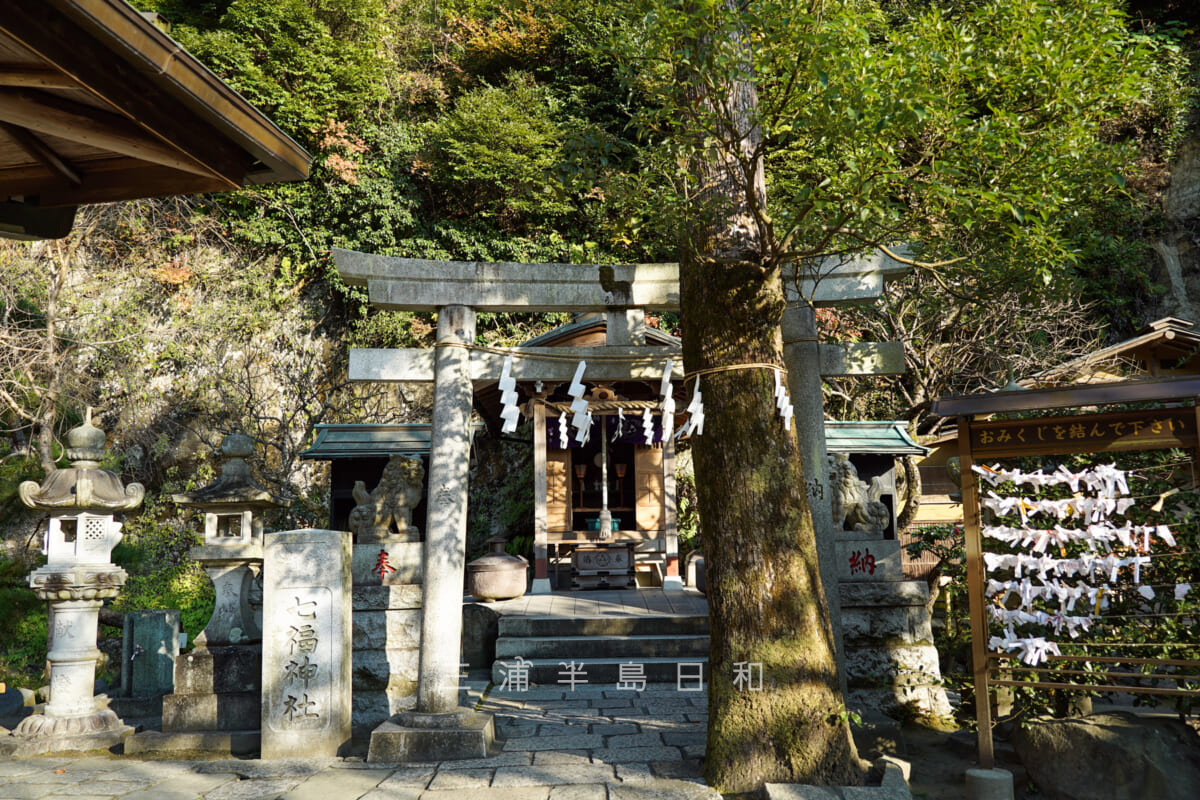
[0,122,80,184]
[335,248,912,312]
[335,249,682,312]
[818,341,905,377]
[351,346,685,383]
[0,65,78,89]
[0,157,230,206]
[350,342,905,383]
[784,249,912,306]
[0,88,230,180]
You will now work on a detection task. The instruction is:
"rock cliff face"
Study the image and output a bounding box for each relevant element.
[1154,134,1200,322]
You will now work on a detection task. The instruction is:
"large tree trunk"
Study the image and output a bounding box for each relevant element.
[678,50,861,794]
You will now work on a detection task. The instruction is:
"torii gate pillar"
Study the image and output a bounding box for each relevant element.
[368,305,495,762]
[782,303,848,699]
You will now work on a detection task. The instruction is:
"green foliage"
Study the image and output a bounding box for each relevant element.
[675,462,700,558]
[0,456,43,515]
[589,0,1189,293]
[466,431,534,562]
[153,0,394,146]
[112,495,214,644]
[419,73,574,225]
[0,556,47,689]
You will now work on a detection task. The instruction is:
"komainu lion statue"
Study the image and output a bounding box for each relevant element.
[828,453,890,532]
[347,454,425,542]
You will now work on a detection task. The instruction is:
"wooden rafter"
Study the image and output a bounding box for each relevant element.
[0,88,226,181]
[0,121,80,184]
[0,65,78,89]
[0,157,230,206]
[1,2,258,186]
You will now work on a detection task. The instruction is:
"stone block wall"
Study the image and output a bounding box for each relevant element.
[351,550,423,732]
[839,580,953,719]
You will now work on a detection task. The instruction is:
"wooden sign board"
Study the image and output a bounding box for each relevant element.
[969,407,1197,459]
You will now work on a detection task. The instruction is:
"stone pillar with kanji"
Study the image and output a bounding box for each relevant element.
[261,529,352,758]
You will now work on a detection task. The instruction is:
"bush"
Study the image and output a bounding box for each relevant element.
[112,498,215,645]
[0,556,47,689]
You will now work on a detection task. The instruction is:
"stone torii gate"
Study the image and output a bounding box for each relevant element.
[335,247,908,742]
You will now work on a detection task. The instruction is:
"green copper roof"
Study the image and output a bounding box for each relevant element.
[300,424,440,460]
[824,421,928,456]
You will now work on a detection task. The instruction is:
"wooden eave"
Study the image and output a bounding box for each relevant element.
[931,376,1200,418]
[474,318,682,435]
[0,0,310,208]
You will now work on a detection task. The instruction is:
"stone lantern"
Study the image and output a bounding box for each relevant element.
[147,432,281,752]
[12,411,144,752]
[171,432,280,647]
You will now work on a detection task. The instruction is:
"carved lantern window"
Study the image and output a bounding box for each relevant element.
[45,512,123,566]
[204,509,255,546]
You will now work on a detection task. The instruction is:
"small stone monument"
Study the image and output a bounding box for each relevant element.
[130,432,279,755]
[7,410,143,755]
[828,454,952,719]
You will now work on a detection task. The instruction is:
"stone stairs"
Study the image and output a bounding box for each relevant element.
[491,613,710,685]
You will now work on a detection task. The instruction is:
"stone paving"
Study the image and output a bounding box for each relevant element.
[0,684,721,800]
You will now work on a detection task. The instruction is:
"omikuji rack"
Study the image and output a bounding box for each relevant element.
[931,376,1200,769]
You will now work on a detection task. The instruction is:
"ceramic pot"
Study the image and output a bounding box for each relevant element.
[466,551,527,602]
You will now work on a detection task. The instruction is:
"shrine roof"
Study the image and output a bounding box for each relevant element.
[0,0,311,239]
[825,421,928,456]
[520,315,680,348]
[1028,317,1200,387]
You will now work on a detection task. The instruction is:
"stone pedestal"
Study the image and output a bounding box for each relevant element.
[352,584,422,731]
[367,708,495,763]
[130,644,263,755]
[261,529,352,758]
[839,580,952,719]
[966,768,1014,800]
[191,551,263,646]
[12,578,133,755]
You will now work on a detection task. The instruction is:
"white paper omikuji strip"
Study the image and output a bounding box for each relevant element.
[499,355,521,433]
[659,359,676,441]
[972,463,1130,496]
[681,376,704,437]
[568,360,590,441]
[989,634,1061,666]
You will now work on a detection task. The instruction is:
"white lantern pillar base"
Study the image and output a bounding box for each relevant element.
[6,571,133,756]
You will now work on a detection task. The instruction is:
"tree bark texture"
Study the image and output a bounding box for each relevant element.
[679,51,860,793]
